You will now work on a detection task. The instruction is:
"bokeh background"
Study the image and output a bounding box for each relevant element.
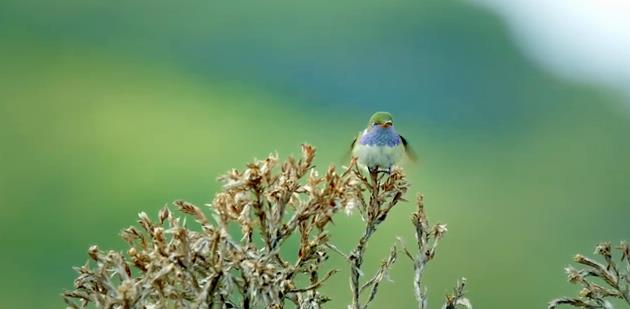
[1,1,629,308]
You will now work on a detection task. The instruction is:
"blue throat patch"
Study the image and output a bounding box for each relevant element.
[359,126,402,146]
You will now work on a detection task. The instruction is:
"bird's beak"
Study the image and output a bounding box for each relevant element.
[381,121,392,128]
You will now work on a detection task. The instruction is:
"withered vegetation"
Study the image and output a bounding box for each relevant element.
[402,195,470,309]
[63,144,471,309]
[550,241,630,308]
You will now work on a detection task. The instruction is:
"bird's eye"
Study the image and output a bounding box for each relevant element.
[372,122,378,126]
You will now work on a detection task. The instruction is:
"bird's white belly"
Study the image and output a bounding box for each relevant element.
[353,143,404,169]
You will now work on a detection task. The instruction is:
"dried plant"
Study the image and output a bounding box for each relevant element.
[442,278,472,309]
[401,194,471,309]
[549,241,630,308]
[63,144,471,309]
[337,164,408,309]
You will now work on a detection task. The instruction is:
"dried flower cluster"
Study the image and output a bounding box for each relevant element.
[63,144,471,309]
[549,241,630,308]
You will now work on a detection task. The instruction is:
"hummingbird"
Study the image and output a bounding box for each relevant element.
[351,111,416,173]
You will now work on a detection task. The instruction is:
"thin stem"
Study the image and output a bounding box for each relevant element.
[350,170,382,309]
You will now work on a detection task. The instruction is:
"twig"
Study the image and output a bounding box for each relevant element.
[442,278,472,309]
[406,194,465,309]
[362,246,397,308]
[289,269,338,293]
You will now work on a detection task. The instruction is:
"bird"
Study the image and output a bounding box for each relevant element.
[351,111,416,173]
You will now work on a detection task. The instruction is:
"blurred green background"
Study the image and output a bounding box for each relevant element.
[1,1,629,308]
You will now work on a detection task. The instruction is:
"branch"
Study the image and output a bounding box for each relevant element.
[348,167,407,309]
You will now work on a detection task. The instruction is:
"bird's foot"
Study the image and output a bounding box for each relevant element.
[368,166,392,175]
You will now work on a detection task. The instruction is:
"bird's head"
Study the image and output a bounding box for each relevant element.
[368,111,394,128]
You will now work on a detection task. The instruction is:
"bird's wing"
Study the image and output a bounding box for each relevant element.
[400,135,418,162]
[341,135,359,164]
